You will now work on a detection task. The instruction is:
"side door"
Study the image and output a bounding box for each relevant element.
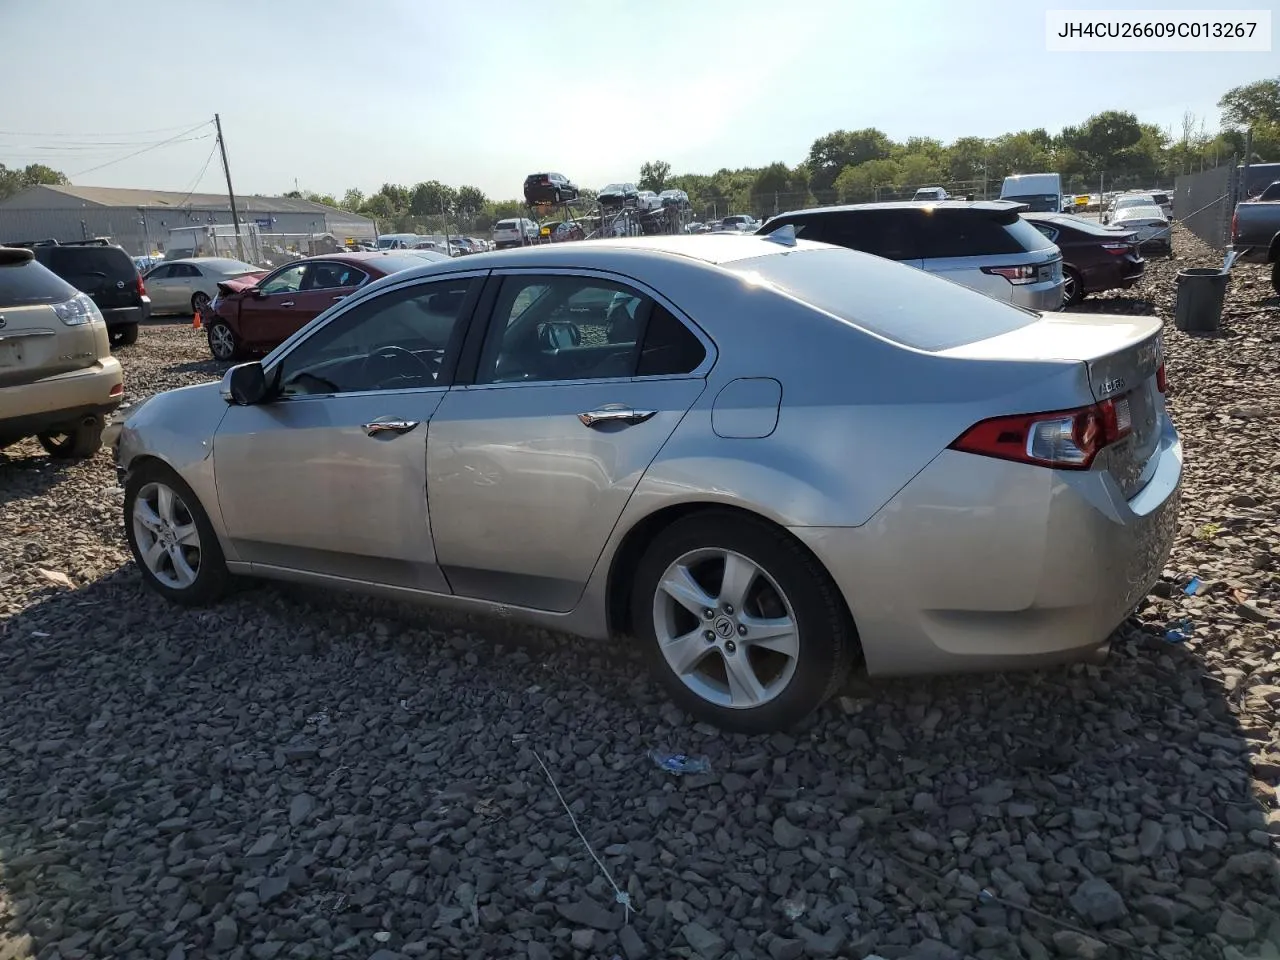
[169,263,200,312]
[143,264,177,312]
[213,271,487,590]
[297,260,368,318]
[234,261,311,349]
[427,270,713,612]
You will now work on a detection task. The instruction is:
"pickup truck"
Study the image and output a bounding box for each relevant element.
[1231,180,1280,293]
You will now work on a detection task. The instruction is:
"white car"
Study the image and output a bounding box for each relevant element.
[144,257,262,316]
[492,218,539,250]
[1108,203,1172,255]
[912,186,950,202]
[637,190,662,212]
[719,215,759,232]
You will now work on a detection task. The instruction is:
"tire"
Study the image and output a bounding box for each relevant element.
[631,511,857,734]
[123,460,230,606]
[191,291,211,314]
[207,320,242,361]
[1271,260,1279,297]
[38,419,104,459]
[109,323,139,347]
[1062,267,1083,307]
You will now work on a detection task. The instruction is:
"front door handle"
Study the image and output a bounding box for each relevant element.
[577,406,658,427]
[280,301,295,307]
[362,418,420,436]
[332,295,347,302]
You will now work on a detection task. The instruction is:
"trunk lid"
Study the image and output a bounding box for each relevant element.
[940,312,1165,498]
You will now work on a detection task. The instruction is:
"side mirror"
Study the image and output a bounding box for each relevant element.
[251,287,266,299]
[220,362,268,405]
[539,321,581,350]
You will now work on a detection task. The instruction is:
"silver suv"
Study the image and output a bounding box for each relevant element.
[759,200,1064,311]
[0,247,124,457]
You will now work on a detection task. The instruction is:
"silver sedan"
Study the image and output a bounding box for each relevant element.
[144,257,262,316]
[111,235,1182,733]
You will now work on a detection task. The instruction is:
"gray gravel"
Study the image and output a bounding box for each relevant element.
[2,241,1280,959]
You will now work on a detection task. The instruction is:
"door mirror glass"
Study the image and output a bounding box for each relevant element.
[221,362,268,405]
[250,286,266,299]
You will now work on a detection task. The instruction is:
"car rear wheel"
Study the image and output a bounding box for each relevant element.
[38,419,104,459]
[1062,267,1083,307]
[191,292,211,314]
[207,320,242,361]
[124,461,230,606]
[632,511,856,733]
[109,323,139,347]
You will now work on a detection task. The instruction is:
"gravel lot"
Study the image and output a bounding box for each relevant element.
[2,229,1278,960]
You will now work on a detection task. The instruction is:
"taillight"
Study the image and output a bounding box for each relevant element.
[980,264,1036,285]
[950,396,1133,470]
[1156,363,1167,393]
[1100,242,1131,255]
[1231,210,1239,241]
[109,382,124,397]
[137,274,146,297]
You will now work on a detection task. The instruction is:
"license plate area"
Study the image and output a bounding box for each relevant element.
[0,341,23,367]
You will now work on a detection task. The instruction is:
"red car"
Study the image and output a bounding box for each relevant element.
[203,251,448,361]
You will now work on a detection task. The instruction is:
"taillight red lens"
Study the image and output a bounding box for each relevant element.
[1100,242,1131,255]
[1231,210,1239,240]
[950,397,1132,470]
[1156,363,1167,393]
[137,274,146,296]
[980,264,1036,285]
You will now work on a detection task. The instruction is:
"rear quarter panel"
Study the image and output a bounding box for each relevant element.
[617,269,1095,530]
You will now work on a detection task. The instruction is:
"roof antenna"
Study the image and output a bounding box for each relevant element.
[763,223,796,247]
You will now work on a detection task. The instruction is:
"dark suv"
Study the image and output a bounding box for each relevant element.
[11,239,150,347]
[523,173,579,205]
[758,201,1064,311]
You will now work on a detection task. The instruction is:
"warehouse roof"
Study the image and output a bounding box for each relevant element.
[0,184,368,218]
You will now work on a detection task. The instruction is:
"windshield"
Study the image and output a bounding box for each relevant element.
[602,184,624,192]
[732,247,1037,352]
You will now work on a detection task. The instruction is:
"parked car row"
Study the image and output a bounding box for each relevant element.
[1230,179,1280,294]
[104,232,1181,733]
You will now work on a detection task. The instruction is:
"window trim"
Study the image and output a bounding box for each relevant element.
[452,266,716,391]
[260,269,491,403]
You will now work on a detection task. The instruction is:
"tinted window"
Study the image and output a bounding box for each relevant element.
[477,276,650,384]
[47,246,136,279]
[146,264,173,281]
[1030,222,1059,242]
[790,211,920,260]
[276,277,479,396]
[0,259,76,307]
[918,213,1056,259]
[306,262,367,289]
[637,304,706,376]
[172,264,201,278]
[730,247,1037,352]
[495,220,517,230]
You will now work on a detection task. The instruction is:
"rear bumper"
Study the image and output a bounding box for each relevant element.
[792,418,1181,677]
[1012,280,1066,311]
[101,301,149,328]
[0,357,124,440]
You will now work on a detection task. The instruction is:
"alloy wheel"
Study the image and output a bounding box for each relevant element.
[132,481,202,589]
[192,292,211,312]
[208,323,236,360]
[651,548,799,709]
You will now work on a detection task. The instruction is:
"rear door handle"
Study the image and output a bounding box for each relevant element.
[280,301,295,307]
[362,418,420,436]
[578,407,657,427]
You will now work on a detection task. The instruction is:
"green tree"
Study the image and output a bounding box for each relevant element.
[409,180,456,217]
[456,185,488,214]
[340,188,364,212]
[1059,111,1142,173]
[946,137,989,181]
[1218,76,1280,127]
[806,128,892,192]
[638,160,671,192]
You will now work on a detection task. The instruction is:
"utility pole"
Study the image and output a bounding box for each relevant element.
[214,113,245,262]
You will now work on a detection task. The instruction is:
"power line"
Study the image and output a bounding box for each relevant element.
[0,123,209,138]
[68,122,214,178]
[172,140,221,208]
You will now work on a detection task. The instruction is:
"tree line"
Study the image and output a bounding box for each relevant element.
[4,76,1275,232]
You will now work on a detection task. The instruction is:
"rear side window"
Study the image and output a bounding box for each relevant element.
[637,304,706,376]
[790,211,921,260]
[732,247,1037,352]
[917,213,1057,258]
[0,259,76,307]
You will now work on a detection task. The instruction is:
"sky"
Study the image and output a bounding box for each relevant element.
[1,0,1276,202]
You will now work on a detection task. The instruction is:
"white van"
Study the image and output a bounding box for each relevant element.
[1000,173,1062,214]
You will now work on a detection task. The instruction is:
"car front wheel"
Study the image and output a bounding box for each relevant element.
[632,512,857,733]
[1062,267,1083,307]
[207,320,242,361]
[109,323,139,347]
[191,291,211,314]
[124,461,230,606]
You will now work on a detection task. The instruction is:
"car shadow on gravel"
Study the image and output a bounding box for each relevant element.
[0,448,81,508]
[1,569,1278,958]
[1069,295,1158,316]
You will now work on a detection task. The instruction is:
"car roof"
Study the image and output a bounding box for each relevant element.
[366,235,831,283]
[773,200,1023,218]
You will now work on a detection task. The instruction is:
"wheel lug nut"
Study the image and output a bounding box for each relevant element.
[737,625,747,636]
[703,609,715,620]
[704,630,715,642]
[723,604,734,615]
[725,640,736,653]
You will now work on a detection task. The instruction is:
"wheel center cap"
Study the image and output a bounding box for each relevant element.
[714,616,735,639]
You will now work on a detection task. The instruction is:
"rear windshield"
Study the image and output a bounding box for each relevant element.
[46,246,136,278]
[0,259,77,307]
[1028,215,1126,237]
[495,220,518,230]
[730,247,1037,352]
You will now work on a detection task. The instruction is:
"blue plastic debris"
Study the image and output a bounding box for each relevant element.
[1184,577,1202,596]
[649,750,711,775]
[1164,621,1192,643]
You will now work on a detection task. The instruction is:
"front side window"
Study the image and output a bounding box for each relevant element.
[274,276,479,396]
[306,262,367,290]
[146,264,173,281]
[260,264,307,295]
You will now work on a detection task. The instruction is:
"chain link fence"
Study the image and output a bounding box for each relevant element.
[1174,162,1239,252]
